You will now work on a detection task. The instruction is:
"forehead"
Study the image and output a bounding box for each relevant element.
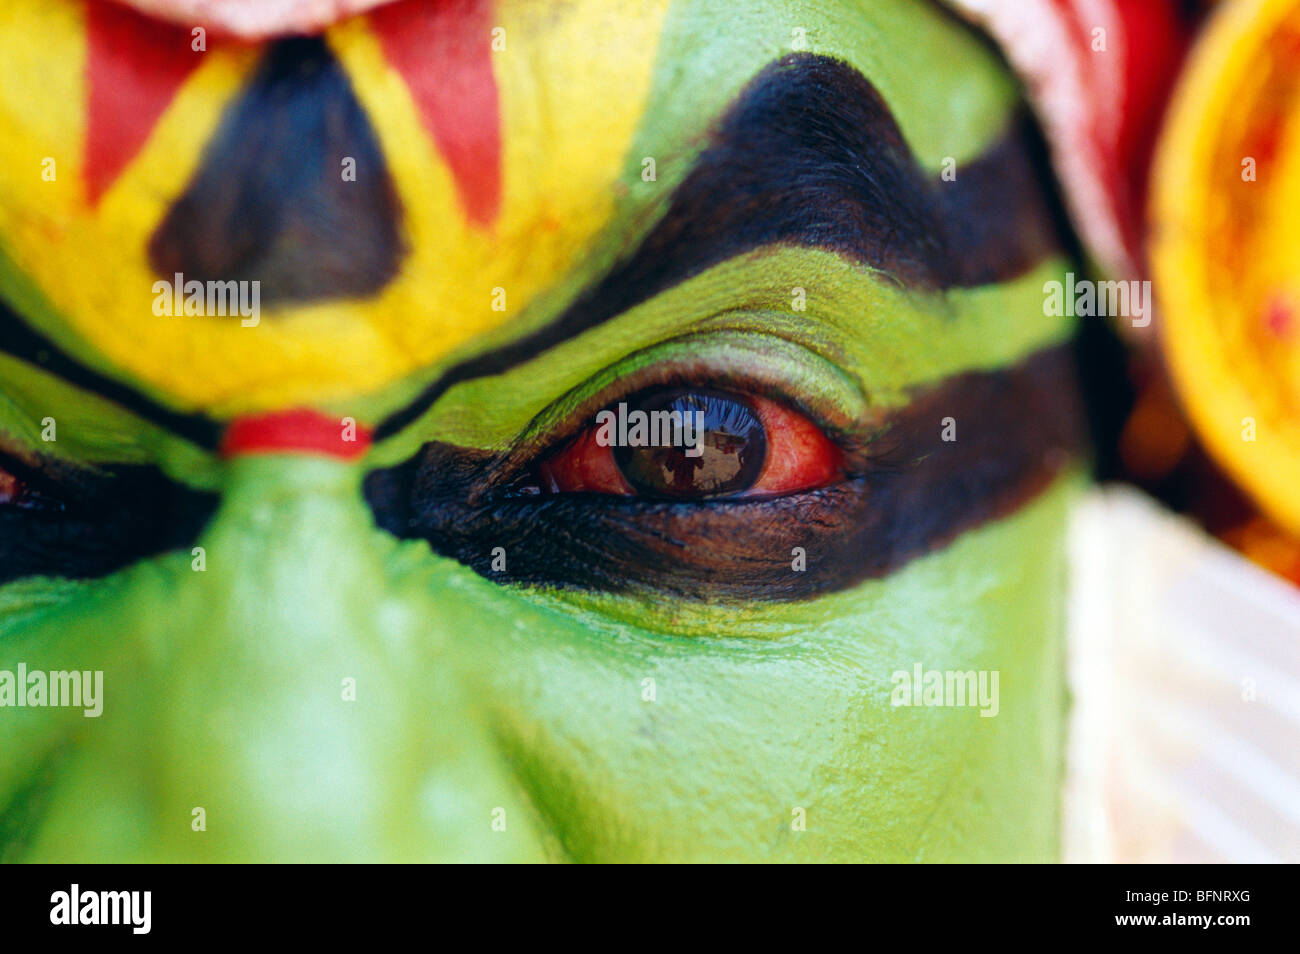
[0,0,1017,418]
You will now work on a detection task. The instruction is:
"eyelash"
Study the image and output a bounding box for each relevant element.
[366,341,1085,603]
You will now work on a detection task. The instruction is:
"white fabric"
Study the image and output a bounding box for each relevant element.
[1066,487,1300,862]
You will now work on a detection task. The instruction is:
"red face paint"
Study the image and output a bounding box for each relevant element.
[1266,295,1294,340]
[220,409,372,460]
[369,0,501,227]
[85,2,204,206]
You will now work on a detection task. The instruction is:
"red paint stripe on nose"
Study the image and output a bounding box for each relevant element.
[221,409,372,459]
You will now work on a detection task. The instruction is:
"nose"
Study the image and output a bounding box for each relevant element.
[14,451,553,862]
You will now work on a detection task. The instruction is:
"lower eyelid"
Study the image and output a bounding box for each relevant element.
[0,450,220,584]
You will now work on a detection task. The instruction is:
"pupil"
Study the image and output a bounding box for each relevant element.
[612,388,766,499]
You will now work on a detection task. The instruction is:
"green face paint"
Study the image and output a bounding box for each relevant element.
[3,457,1079,862]
[0,0,1084,862]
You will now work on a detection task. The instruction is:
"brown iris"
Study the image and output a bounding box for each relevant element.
[612,388,767,499]
[535,383,842,500]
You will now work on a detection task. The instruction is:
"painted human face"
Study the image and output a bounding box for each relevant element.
[0,0,1082,861]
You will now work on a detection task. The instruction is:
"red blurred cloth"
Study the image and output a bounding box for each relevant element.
[944,0,1202,282]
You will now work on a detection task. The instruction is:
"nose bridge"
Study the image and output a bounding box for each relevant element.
[106,453,551,862]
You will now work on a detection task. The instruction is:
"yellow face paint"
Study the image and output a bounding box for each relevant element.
[0,0,668,416]
[1150,0,1300,535]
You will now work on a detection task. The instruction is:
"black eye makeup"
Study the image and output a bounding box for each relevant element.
[364,344,1085,602]
[0,450,218,586]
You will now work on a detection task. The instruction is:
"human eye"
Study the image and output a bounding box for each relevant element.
[365,334,1081,603]
[528,382,844,501]
[0,450,216,585]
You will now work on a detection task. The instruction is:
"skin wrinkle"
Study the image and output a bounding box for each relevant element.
[910,741,974,862]
[494,332,872,484]
[0,51,1059,456]
[0,745,68,863]
[363,247,1074,464]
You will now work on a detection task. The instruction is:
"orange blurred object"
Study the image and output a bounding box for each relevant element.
[1222,517,1300,587]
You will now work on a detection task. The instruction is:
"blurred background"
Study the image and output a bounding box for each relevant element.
[969,0,1300,862]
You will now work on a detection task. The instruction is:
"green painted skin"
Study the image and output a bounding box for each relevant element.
[0,0,1082,861]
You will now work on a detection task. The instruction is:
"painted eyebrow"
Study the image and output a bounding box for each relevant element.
[0,298,223,449]
[375,52,1067,441]
[0,53,1059,456]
